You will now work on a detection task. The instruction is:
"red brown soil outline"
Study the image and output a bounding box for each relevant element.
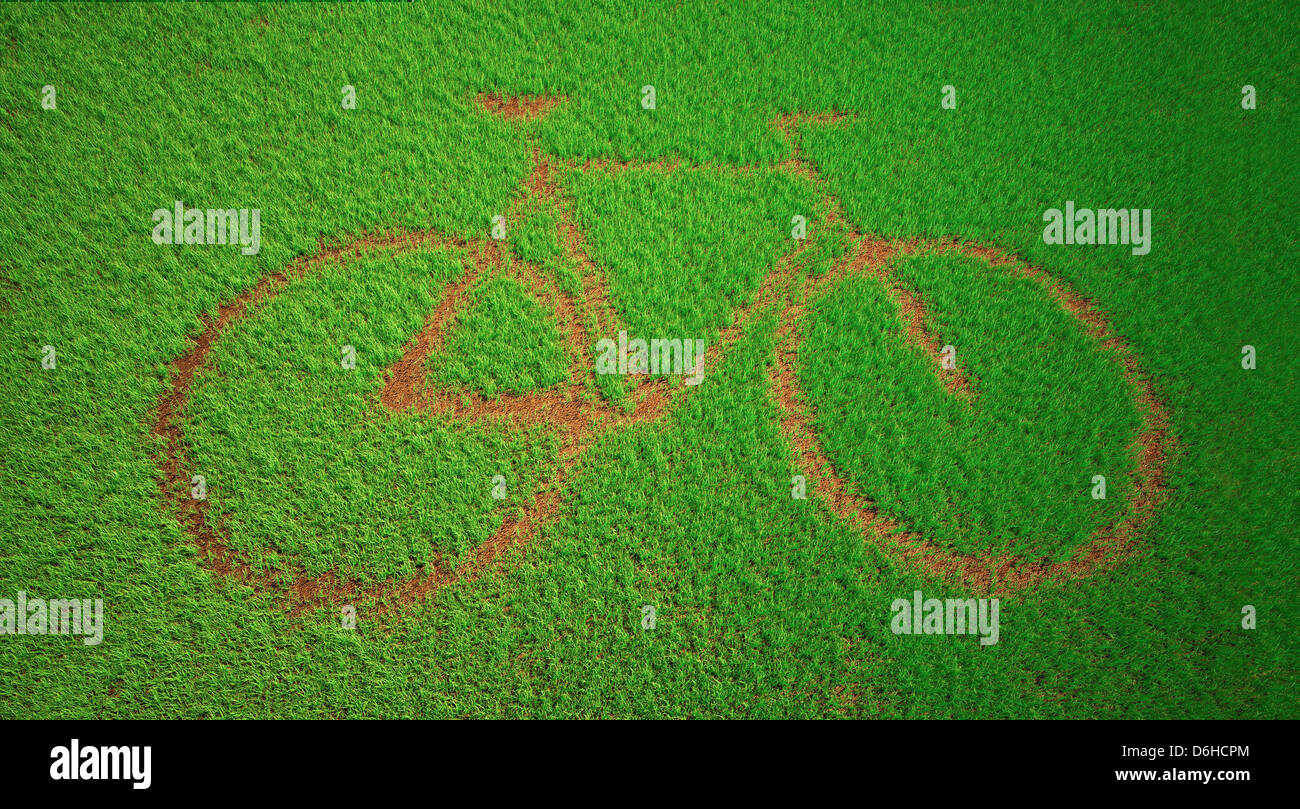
[763,111,1171,593]
[476,92,567,121]
[770,234,1172,593]
[152,96,1172,620]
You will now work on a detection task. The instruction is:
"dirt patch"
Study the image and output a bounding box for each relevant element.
[477,92,567,121]
[771,110,851,138]
[0,275,21,312]
[526,148,559,200]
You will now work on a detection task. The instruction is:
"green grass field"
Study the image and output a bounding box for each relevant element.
[0,1,1296,718]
